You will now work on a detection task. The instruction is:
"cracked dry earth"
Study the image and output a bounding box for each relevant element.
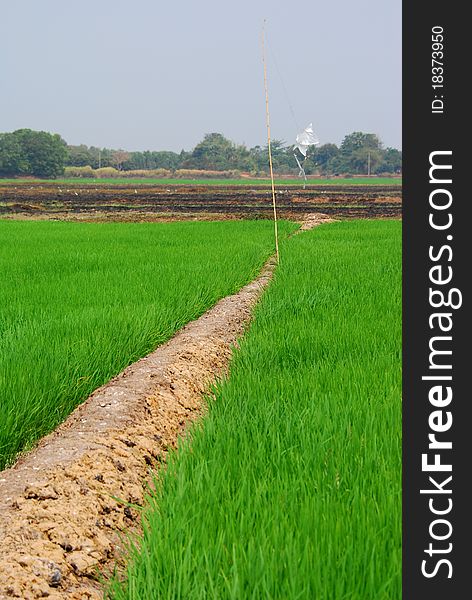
[0,257,277,600]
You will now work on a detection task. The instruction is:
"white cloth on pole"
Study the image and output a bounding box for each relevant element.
[295,123,319,157]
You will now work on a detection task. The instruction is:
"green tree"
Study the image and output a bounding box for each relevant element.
[186,133,228,169]
[251,140,296,174]
[249,145,266,173]
[66,144,95,167]
[186,133,255,171]
[339,132,383,175]
[340,132,382,154]
[267,140,293,173]
[308,143,339,174]
[378,147,402,174]
[13,129,67,177]
[150,151,181,170]
[0,133,28,175]
[121,150,182,171]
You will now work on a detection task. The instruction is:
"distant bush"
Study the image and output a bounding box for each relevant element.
[94,167,120,178]
[120,169,172,178]
[63,166,173,179]
[61,166,244,180]
[64,166,95,178]
[174,169,241,179]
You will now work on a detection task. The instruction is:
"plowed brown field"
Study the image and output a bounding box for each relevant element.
[0,182,401,221]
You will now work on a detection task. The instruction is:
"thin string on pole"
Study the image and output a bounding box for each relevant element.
[265,31,317,190]
[266,36,301,132]
[261,20,280,264]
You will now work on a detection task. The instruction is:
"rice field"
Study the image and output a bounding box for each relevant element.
[0,218,401,598]
[0,220,296,470]
[109,220,401,599]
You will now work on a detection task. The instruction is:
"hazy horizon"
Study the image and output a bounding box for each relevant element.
[1,0,401,152]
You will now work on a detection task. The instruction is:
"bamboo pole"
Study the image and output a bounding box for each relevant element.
[261,21,280,264]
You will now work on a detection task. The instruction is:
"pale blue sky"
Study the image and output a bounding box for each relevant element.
[0,0,401,151]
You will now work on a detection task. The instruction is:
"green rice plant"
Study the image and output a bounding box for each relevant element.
[0,220,296,469]
[110,220,401,600]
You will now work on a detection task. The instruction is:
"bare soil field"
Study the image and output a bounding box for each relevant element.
[0,182,401,221]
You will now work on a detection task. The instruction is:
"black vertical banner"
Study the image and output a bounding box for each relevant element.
[403,3,469,599]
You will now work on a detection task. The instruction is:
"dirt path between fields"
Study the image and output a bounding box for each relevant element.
[0,218,329,599]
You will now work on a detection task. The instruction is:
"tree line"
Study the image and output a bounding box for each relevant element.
[0,129,401,178]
